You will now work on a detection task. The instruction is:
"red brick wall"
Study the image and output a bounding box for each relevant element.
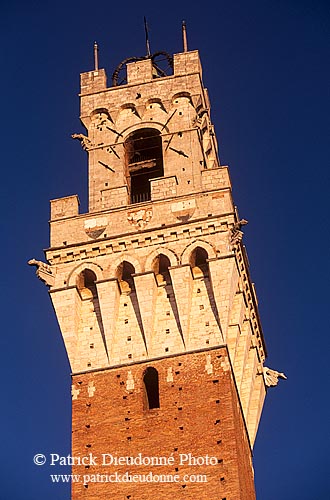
[72,348,256,499]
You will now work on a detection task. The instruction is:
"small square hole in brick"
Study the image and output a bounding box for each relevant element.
[165,347,169,352]
[206,340,210,344]
[213,379,219,384]
[128,354,132,359]
[125,319,128,324]
[199,304,204,310]
[87,362,91,367]
[90,343,94,349]
[166,311,170,316]
[197,288,201,293]
[205,321,209,326]
[127,336,131,341]
[124,303,128,307]
[166,329,170,334]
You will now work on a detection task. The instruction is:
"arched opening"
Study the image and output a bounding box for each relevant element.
[125,128,164,204]
[152,254,171,285]
[77,269,97,299]
[190,247,209,278]
[143,367,160,409]
[116,261,135,294]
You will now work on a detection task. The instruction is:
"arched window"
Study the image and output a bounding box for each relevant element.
[125,128,164,204]
[143,367,160,409]
[190,247,209,278]
[77,269,97,299]
[152,254,171,285]
[116,261,135,294]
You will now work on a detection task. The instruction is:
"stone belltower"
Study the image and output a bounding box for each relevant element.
[30,39,285,500]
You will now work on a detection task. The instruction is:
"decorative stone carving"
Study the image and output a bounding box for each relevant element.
[166,367,174,382]
[71,385,80,400]
[71,133,93,151]
[84,217,108,239]
[127,208,152,229]
[171,199,196,221]
[126,371,135,390]
[220,357,231,372]
[192,107,208,127]
[28,259,55,286]
[230,219,248,246]
[230,229,244,245]
[205,354,213,374]
[88,381,96,397]
[263,367,287,387]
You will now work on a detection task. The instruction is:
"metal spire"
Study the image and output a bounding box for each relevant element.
[94,41,99,71]
[182,20,188,52]
[144,16,151,57]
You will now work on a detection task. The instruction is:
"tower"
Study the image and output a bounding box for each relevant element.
[30,35,285,500]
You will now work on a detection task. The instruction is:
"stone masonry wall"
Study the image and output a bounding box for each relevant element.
[71,348,256,500]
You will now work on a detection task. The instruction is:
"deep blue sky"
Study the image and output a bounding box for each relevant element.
[1,1,329,498]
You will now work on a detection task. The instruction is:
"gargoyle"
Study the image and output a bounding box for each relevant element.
[71,133,93,151]
[263,367,287,387]
[28,259,55,286]
[230,219,248,245]
[234,218,248,230]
